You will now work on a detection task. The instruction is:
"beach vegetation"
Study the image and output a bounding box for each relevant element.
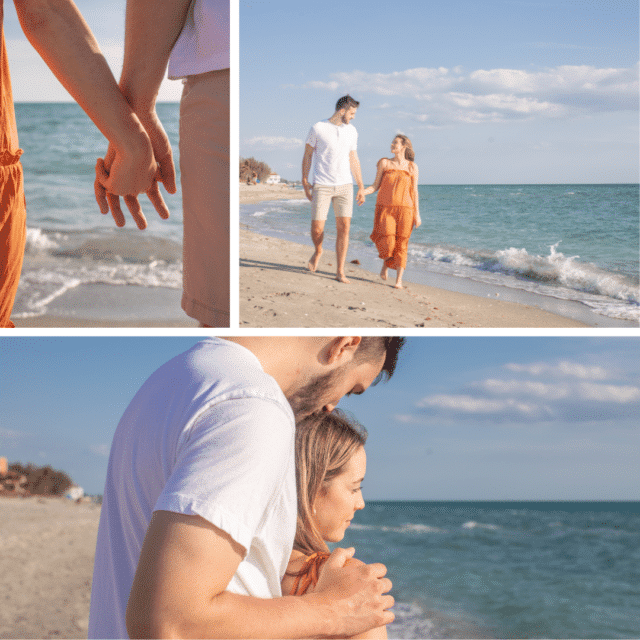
[239,157,272,183]
[6,462,73,496]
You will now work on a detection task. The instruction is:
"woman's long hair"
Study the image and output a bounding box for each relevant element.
[395,134,415,162]
[293,410,368,556]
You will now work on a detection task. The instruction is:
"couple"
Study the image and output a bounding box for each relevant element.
[0,0,229,328]
[302,96,421,290]
[88,336,405,638]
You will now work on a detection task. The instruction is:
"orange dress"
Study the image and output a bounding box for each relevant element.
[369,168,416,271]
[289,551,330,596]
[0,7,27,328]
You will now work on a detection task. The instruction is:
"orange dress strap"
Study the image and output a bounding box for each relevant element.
[289,551,331,596]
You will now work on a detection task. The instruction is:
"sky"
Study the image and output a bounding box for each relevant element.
[1,336,638,500]
[3,0,637,184]
[2,0,183,102]
[240,0,639,184]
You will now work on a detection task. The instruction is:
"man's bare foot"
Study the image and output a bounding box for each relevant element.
[380,264,388,281]
[336,274,350,284]
[308,249,322,272]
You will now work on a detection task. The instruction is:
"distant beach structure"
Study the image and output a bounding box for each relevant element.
[265,173,281,184]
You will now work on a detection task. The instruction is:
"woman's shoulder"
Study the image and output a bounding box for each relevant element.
[377,157,391,168]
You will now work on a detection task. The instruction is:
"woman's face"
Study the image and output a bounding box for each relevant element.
[391,137,405,157]
[313,446,367,542]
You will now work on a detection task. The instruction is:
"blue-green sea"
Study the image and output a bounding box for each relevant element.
[12,103,182,319]
[241,184,639,325]
[345,501,640,639]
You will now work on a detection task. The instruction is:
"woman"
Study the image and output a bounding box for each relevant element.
[363,135,421,289]
[282,410,387,639]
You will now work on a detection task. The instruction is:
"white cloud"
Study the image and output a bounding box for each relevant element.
[579,383,640,403]
[89,444,111,458]
[505,360,611,380]
[480,379,570,400]
[419,394,541,416]
[245,135,304,149]
[303,63,639,126]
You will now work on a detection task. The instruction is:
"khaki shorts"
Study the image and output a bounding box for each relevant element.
[180,68,230,327]
[311,184,353,221]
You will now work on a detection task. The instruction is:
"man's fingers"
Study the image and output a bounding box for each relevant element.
[366,561,388,579]
[325,547,356,568]
[378,577,393,595]
[147,182,170,220]
[123,195,148,230]
[156,151,177,195]
[106,193,126,228]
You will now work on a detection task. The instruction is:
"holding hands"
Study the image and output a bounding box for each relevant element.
[95,108,176,230]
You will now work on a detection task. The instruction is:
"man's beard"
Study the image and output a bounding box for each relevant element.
[287,367,344,422]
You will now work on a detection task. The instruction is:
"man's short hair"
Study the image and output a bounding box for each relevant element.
[335,95,360,112]
[355,337,405,383]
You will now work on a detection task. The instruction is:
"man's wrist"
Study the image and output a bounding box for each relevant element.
[300,592,341,638]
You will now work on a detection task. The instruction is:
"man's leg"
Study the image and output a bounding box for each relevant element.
[333,184,354,284]
[309,185,331,272]
[180,69,230,327]
[335,216,351,283]
[309,219,325,272]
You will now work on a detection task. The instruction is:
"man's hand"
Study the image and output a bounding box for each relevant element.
[95,109,176,230]
[311,547,394,637]
[302,180,313,202]
[356,188,366,206]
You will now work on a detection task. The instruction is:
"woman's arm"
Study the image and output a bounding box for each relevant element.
[14,0,155,199]
[412,163,421,227]
[362,158,387,196]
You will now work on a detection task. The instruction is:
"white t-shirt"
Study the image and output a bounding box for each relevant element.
[88,339,296,639]
[306,120,358,186]
[168,0,230,79]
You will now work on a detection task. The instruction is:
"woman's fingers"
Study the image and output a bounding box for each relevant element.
[123,195,148,230]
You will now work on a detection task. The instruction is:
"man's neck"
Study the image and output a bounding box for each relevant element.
[328,112,344,126]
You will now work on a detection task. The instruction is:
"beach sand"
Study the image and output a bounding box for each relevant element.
[239,181,305,204]
[239,184,590,328]
[0,496,100,639]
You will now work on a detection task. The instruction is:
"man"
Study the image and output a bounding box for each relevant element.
[302,95,366,284]
[95,0,230,327]
[89,336,404,639]
[1,0,168,328]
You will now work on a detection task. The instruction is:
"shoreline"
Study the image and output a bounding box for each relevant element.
[240,228,591,328]
[239,184,634,329]
[12,284,196,328]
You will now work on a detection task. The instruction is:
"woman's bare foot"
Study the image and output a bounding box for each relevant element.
[380,264,388,280]
[308,248,322,272]
[394,281,404,289]
[336,273,351,284]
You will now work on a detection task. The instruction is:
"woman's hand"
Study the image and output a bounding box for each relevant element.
[415,213,422,228]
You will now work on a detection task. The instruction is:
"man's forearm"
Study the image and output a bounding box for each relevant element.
[15,0,149,153]
[151,590,342,639]
[350,153,364,189]
[119,0,192,109]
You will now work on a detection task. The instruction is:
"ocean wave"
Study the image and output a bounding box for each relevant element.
[408,241,639,321]
[350,523,447,534]
[25,227,61,253]
[14,262,182,317]
[462,521,501,531]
